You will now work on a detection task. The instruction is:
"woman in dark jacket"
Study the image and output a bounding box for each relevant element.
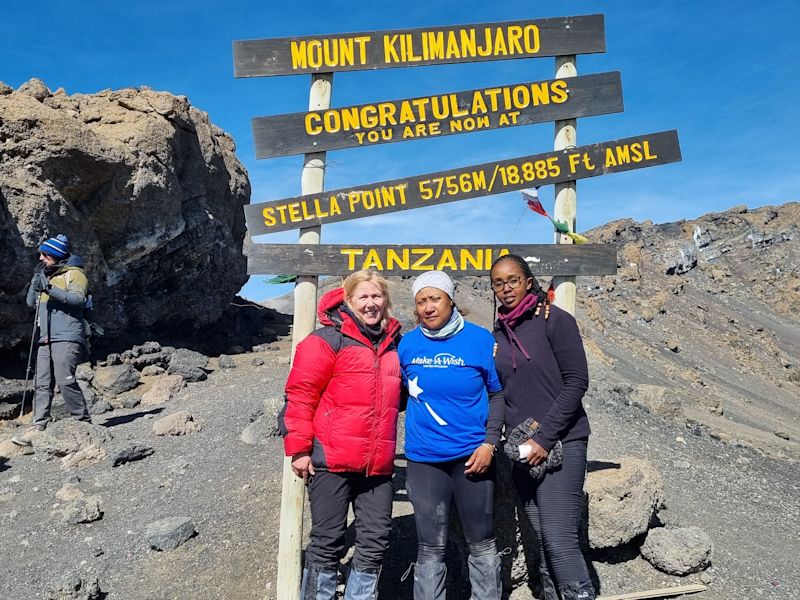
[489,254,595,600]
[282,269,402,600]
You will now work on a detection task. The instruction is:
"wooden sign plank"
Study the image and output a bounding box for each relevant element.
[252,72,623,158]
[244,130,681,235]
[234,15,606,77]
[247,244,617,276]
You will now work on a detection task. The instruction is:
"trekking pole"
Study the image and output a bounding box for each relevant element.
[18,294,41,420]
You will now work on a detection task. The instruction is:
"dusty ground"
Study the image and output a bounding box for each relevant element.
[1,333,797,599]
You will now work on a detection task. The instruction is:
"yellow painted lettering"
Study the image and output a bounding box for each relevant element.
[446,31,461,58]
[399,101,417,124]
[459,28,477,57]
[378,103,397,127]
[363,249,383,270]
[383,34,400,63]
[288,203,303,223]
[411,248,435,271]
[436,249,458,271]
[461,249,483,270]
[348,191,362,212]
[307,40,323,68]
[616,144,632,163]
[471,91,488,114]
[361,105,379,128]
[512,85,530,109]
[386,248,409,270]
[338,38,354,67]
[406,34,422,62]
[507,25,524,54]
[322,39,339,68]
[450,94,468,118]
[604,148,618,167]
[290,41,308,69]
[476,27,493,57]
[354,36,371,65]
[341,248,363,271]
[523,25,540,53]
[493,28,508,56]
[426,31,444,60]
[341,107,360,131]
[411,97,430,121]
[262,207,276,227]
[305,113,322,135]
[322,110,341,133]
[529,82,549,105]
[644,140,658,160]
[550,80,568,104]
[329,197,341,216]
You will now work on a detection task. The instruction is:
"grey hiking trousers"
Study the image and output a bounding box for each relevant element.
[33,341,90,428]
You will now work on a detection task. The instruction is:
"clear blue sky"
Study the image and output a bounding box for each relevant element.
[3,1,799,300]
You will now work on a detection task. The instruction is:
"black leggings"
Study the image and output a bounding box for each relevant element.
[406,457,496,562]
[512,439,590,585]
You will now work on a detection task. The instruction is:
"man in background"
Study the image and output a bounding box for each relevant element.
[12,234,91,446]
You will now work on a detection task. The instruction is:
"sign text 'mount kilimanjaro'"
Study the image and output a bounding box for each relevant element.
[244,130,681,236]
[252,72,622,158]
[247,244,617,277]
[234,15,605,77]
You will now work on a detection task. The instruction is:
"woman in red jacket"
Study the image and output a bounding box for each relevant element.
[281,269,402,600]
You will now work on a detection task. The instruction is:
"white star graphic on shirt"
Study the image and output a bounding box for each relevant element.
[407,376,448,426]
[408,376,423,399]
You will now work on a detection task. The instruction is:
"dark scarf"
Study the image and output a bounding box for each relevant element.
[497,293,539,369]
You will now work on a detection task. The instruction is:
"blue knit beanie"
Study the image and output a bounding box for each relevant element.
[39,234,70,259]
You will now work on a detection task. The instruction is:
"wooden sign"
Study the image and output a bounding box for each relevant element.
[244,130,681,235]
[247,243,617,276]
[252,72,623,158]
[234,15,605,77]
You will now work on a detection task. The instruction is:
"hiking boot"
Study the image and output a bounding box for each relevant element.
[11,425,45,447]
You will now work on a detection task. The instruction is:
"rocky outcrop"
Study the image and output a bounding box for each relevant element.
[0,79,250,355]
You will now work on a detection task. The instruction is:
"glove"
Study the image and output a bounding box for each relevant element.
[503,417,563,481]
[31,270,50,293]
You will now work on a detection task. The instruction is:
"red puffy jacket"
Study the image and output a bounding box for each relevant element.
[282,288,402,476]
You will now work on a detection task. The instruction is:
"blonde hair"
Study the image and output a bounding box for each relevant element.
[343,269,393,329]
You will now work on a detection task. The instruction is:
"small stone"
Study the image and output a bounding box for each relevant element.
[93,547,104,557]
[145,516,196,551]
[640,526,713,575]
[89,400,113,415]
[774,431,790,440]
[45,573,102,600]
[152,411,203,436]
[105,353,122,366]
[52,495,103,524]
[700,572,713,584]
[251,357,265,366]
[141,375,186,406]
[673,460,691,470]
[92,364,140,396]
[122,396,141,409]
[675,436,686,444]
[109,444,154,467]
[141,365,164,377]
[218,354,236,369]
[665,339,680,353]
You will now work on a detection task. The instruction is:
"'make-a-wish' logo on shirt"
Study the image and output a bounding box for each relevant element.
[410,353,466,368]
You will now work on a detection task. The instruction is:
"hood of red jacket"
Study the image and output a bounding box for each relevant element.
[317,287,346,326]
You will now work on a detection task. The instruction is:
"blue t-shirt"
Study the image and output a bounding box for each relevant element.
[399,322,502,462]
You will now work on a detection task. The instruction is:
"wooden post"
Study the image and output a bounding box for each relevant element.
[276,71,333,600]
[552,55,578,316]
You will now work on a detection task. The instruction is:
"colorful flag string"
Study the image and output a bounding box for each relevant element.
[521,188,588,244]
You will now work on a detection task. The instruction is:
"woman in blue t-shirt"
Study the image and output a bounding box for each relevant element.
[398,270,505,600]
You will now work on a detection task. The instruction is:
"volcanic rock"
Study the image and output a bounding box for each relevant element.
[0,81,249,356]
